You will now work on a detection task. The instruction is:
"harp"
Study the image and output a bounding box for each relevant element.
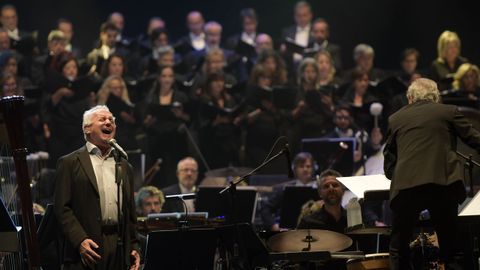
[0,96,41,269]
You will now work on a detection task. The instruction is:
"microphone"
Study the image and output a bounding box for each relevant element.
[284,143,294,179]
[108,139,128,160]
[165,193,196,200]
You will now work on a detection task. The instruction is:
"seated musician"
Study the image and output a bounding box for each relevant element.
[260,152,317,231]
[135,186,165,217]
[161,157,198,213]
[297,169,349,270]
[297,169,345,232]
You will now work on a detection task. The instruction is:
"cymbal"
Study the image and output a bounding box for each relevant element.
[204,166,253,178]
[345,224,391,235]
[267,229,352,253]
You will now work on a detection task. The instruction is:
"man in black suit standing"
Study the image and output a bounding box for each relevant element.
[54,105,140,270]
[309,18,342,72]
[161,157,199,213]
[384,78,480,269]
[280,1,314,69]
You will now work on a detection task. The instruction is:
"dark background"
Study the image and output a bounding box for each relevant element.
[7,0,480,71]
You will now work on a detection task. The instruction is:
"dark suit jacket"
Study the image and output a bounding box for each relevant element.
[54,146,139,266]
[280,25,314,44]
[384,101,480,202]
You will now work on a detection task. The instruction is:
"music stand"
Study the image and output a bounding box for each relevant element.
[216,223,270,268]
[279,186,320,229]
[143,227,217,270]
[196,186,258,224]
[302,137,356,177]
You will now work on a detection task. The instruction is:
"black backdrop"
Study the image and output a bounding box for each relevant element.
[7,0,480,71]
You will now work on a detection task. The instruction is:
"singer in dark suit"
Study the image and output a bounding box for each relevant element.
[54,105,140,270]
[384,78,480,270]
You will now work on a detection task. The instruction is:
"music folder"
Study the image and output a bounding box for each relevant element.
[337,174,391,200]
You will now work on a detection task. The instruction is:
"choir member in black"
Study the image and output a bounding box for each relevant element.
[0,4,38,59]
[107,12,129,45]
[225,8,259,83]
[175,11,206,55]
[86,22,130,75]
[97,75,138,151]
[308,18,342,72]
[291,58,334,152]
[138,27,176,77]
[254,33,274,55]
[0,28,10,52]
[280,1,314,70]
[343,44,386,87]
[430,30,468,90]
[198,72,241,169]
[313,51,342,100]
[182,21,234,75]
[143,66,190,187]
[243,65,289,173]
[136,17,166,56]
[96,54,139,105]
[190,48,237,99]
[384,49,423,115]
[43,52,95,168]
[31,30,66,86]
[0,72,19,97]
[226,8,258,50]
[449,63,480,108]
[256,49,289,87]
[0,50,33,90]
[341,68,379,130]
[57,18,82,59]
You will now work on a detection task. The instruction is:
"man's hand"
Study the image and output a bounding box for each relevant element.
[130,250,141,270]
[79,238,101,267]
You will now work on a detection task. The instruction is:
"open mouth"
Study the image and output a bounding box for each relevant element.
[101,128,112,135]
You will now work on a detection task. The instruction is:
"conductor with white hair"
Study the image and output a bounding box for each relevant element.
[384,78,480,269]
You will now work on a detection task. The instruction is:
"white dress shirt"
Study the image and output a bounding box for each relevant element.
[189,32,206,50]
[179,184,196,213]
[86,142,120,225]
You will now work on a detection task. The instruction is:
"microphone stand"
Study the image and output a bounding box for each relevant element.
[456,151,480,198]
[180,123,211,171]
[112,149,126,270]
[219,146,288,270]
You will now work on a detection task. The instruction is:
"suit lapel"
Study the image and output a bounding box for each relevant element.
[77,147,99,196]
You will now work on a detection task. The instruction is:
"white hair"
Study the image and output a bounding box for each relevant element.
[353,43,374,60]
[176,156,198,171]
[406,78,440,103]
[82,105,113,140]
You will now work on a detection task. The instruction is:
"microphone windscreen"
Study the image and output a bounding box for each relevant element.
[369,102,383,116]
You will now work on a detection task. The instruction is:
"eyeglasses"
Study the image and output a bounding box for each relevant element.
[179,168,198,173]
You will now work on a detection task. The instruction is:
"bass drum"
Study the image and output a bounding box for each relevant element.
[347,253,389,270]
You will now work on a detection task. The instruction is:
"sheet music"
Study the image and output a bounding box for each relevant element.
[459,190,480,216]
[337,174,391,199]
